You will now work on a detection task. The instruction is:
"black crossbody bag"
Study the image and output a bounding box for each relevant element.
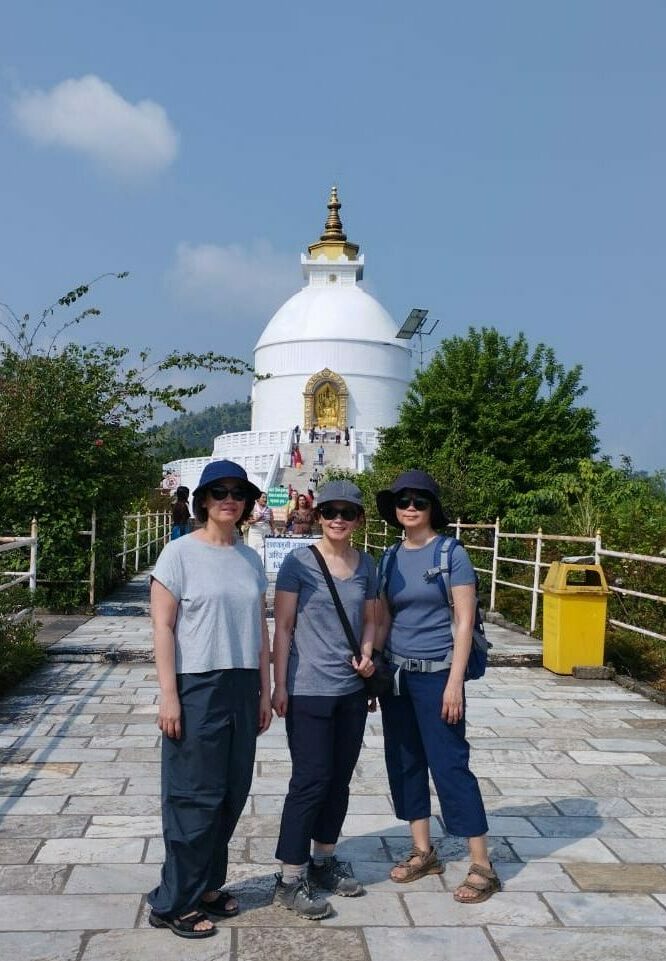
[309,545,393,698]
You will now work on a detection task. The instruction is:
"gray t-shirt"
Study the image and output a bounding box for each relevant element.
[152,535,269,674]
[276,546,377,696]
[384,539,476,660]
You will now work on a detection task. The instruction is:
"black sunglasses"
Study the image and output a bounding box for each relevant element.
[207,486,247,502]
[395,494,431,511]
[319,505,360,521]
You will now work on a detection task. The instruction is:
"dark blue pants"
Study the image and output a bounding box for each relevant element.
[148,669,259,917]
[381,669,488,837]
[276,690,367,865]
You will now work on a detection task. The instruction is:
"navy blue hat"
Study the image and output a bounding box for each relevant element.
[376,469,447,529]
[193,459,261,503]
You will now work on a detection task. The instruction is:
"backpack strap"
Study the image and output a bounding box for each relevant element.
[424,535,459,606]
[377,542,400,599]
[438,535,458,607]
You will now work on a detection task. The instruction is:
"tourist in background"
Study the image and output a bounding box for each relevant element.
[271,480,376,919]
[317,444,325,465]
[247,491,275,556]
[289,493,315,535]
[171,486,191,540]
[335,428,341,444]
[148,460,272,939]
[374,470,499,902]
[310,467,322,491]
[344,427,350,446]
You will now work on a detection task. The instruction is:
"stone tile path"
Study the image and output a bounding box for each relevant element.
[1,576,666,959]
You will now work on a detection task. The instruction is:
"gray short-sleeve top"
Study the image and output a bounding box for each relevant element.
[384,539,476,660]
[276,546,377,696]
[151,535,268,674]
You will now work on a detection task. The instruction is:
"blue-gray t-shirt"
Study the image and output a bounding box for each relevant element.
[152,535,268,674]
[383,539,476,660]
[276,546,377,696]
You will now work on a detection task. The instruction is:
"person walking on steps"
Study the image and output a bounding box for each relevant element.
[148,460,273,939]
[271,480,377,919]
[374,469,500,904]
[171,486,191,539]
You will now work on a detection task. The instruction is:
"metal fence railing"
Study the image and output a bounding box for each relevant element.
[356,517,666,643]
[117,512,171,576]
[0,519,38,620]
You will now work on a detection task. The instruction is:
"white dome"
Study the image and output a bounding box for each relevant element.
[255,283,401,349]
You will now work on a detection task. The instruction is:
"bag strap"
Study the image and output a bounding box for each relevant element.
[377,542,400,598]
[437,535,458,607]
[308,545,362,660]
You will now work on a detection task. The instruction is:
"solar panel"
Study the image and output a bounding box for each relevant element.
[396,308,429,339]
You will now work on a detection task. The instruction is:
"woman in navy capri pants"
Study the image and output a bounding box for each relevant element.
[375,470,500,903]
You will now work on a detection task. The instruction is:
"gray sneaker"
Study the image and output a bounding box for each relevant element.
[273,874,332,919]
[308,856,365,897]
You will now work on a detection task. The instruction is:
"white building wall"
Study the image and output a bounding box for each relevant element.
[252,338,412,432]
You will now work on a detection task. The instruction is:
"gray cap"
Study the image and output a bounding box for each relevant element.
[316,479,364,509]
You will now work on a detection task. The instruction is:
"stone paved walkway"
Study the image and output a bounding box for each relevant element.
[1,578,666,959]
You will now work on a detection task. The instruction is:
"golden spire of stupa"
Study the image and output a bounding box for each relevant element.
[308,186,360,261]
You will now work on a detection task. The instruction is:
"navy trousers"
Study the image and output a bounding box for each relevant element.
[148,669,259,916]
[380,669,488,837]
[275,690,367,865]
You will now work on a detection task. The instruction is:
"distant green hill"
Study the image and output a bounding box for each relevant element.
[147,400,251,461]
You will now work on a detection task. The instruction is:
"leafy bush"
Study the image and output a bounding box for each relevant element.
[0,591,44,695]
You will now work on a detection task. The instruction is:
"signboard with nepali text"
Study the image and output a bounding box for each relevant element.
[264,536,322,574]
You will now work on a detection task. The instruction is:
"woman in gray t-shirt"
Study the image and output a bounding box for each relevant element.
[271,480,377,920]
[147,460,272,939]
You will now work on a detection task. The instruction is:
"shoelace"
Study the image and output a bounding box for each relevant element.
[299,879,320,902]
[329,858,353,878]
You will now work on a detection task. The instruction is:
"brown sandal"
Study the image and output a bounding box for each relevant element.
[453,862,501,903]
[390,846,444,883]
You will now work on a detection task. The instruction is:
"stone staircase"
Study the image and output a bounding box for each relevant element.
[276,439,353,493]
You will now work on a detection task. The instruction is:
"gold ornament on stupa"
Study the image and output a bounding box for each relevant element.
[307,186,360,261]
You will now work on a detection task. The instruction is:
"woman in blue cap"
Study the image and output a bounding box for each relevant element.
[148,460,273,938]
[271,480,377,919]
[375,470,500,903]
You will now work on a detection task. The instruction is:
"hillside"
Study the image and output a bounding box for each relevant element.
[147,399,251,461]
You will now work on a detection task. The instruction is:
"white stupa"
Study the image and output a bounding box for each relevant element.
[163,188,413,493]
[252,187,412,434]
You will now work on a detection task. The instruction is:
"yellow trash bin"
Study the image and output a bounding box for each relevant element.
[542,561,609,675]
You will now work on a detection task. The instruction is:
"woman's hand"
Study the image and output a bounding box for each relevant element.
[258,692,273,734]
[441,677,464,724]
[158,691,181,739]
[272,684,288,718]
[352,654,375,678]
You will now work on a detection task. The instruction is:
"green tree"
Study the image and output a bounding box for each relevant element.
[373,327,598,521]
[146,399,252,461]
[0,275,254,607]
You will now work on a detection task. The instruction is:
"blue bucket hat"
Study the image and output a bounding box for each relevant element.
[192,459,261,503]
[376,469,447,529]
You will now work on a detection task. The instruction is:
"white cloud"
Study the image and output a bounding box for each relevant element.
[168,240,298,318]
[12,74,178,178]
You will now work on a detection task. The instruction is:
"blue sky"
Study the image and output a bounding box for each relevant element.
[1,1,664,470]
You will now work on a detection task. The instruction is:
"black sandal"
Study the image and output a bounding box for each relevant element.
[149,909,217,939]
[199,890,240,919]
